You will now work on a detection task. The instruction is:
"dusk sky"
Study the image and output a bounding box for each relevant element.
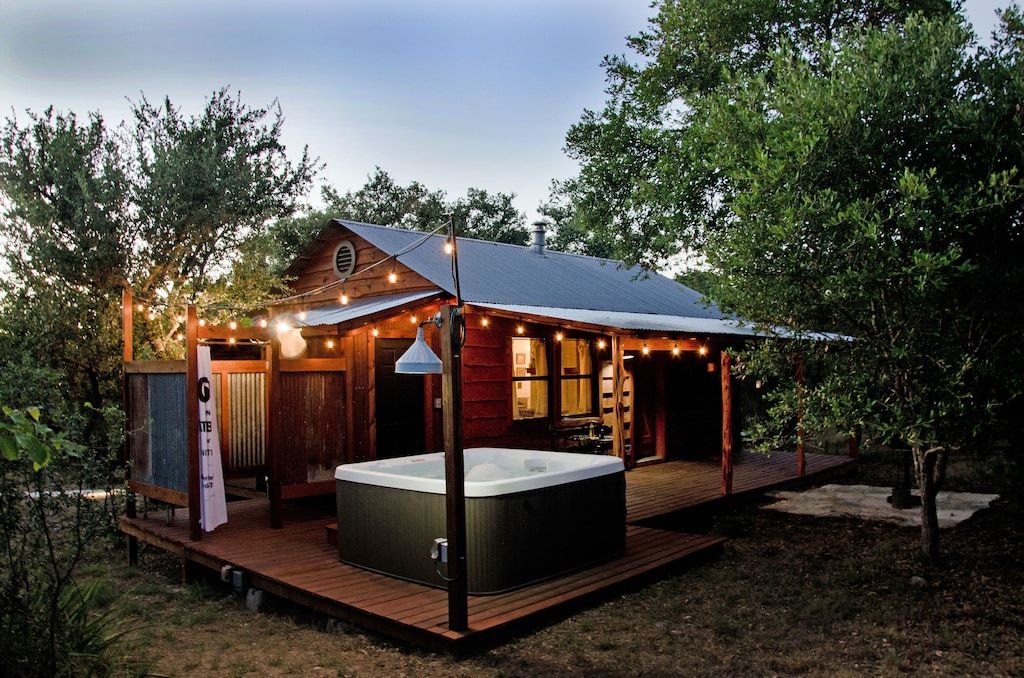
[0,0,1010,225]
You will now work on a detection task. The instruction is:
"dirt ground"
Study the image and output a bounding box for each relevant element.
[105,451,1024,677]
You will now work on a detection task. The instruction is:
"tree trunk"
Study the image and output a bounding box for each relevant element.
[912,444,945,562]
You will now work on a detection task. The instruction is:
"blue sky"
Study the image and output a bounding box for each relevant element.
[0,0,1010,224]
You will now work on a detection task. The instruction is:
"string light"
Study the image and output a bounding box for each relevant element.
[444,239,454,254]
[372,327,379,337]
[229,320,237,330]
[199,319,206,327]
[326,339,335,349]
[298,311,306,321]
[136,303,145,312]
[597,339,606,350]
[340,287,349,305]
[388,269,397,284]
[555,331,563,341]
[481,317,489,327]
[642,344,650,355]
[699,345,707,356]
[410,315,417,324]
[228,337,236,345]
[672,344,680,356]
[259,318,268,328]
[516,324,525,335]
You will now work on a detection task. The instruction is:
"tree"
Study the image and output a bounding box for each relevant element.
[563,0,1024,560]
[269,168,530,266]
[560,0,956,269]
[540,187,619,258]
[0,88,318,442]
[709,12,1024,561]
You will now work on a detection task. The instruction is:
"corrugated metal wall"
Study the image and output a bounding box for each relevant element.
[126,373,188,494]
[227,372,266,468]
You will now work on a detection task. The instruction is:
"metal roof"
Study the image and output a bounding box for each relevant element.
[295,290,440,328]
[335,220,732,320]
[472,303,760,337]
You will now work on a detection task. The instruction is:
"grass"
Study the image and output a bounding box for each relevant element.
[93,448,1022,677]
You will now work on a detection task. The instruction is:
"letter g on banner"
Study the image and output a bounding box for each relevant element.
[198,376,211,403]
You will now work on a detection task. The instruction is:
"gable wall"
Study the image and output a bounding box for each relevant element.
[287,227,438,309]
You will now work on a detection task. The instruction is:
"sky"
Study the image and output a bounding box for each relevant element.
[0,0,1012,225]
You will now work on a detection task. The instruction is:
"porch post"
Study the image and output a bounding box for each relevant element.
[267,332,283,529]
[122,289,138,565]
[186,304,202,541]
[440,304,468,631]
[720,350,734,495]
[611,334,629,468]
[796,357,806,476]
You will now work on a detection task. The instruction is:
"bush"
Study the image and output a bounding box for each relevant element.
[0,406,144,677]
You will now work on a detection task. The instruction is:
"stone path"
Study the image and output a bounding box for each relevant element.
[763,484,999,528]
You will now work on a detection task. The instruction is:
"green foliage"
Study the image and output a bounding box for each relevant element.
[563,1,1024,559]
[559,0,958,270]
[269,167,530,265]
[0,406,140,676]
[0,87,318,445]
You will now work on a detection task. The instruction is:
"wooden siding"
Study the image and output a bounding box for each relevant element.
[277,371,347,483]
[285,226,438,309]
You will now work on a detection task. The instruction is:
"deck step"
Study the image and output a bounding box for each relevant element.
[325,522,337,546]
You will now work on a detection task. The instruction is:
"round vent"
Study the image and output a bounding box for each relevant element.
[332,240,356,279]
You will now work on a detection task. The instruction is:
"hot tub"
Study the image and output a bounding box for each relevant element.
[335,447,625,594]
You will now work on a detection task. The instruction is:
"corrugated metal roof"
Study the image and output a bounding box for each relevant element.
[472,303,760,337]
[296,290,440,328]
[336,220,730,319]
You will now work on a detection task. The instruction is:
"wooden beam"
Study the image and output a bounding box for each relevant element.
[186,305,202,542]
[122,288,133,362]
[440,305,468,631]
[620,337,704,353]
[721,351,734,495]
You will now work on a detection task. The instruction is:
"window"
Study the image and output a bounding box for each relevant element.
[512,337,548,420]
[560,339,594,416]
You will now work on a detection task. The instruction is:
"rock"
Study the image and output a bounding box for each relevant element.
[910,576,927,587]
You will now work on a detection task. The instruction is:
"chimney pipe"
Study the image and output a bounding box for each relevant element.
[530,220,547,255]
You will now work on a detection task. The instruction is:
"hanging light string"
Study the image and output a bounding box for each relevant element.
[131,222,451,322]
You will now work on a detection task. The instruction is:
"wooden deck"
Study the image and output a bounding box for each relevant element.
[120,450,854,652]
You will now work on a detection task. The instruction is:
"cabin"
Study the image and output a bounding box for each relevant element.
[123,219,769,529]
[120,219,856,648]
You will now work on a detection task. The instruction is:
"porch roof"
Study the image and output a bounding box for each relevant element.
[473,302,761,337]
[295,290,442,329]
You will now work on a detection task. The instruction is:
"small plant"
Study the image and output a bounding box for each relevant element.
[0,405,148,677]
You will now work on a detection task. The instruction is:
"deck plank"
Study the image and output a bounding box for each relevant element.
[121,450,852,651]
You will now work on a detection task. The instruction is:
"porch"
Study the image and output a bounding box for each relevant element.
[119,450,854,652]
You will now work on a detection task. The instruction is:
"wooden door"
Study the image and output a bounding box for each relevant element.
[374,339,426,459]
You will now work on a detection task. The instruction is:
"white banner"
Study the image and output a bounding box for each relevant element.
[197,346,228,531]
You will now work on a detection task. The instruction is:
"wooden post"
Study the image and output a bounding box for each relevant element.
[440,305,468,631]
[720,350,734,495]
[610,334,630,468]
[122,289,138,565]
[185,305,202,542]
[796,357,806,477]
[267,332,283,529]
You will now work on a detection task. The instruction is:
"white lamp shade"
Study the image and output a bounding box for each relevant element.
[395,326,442,374]
[279,327,307,359]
